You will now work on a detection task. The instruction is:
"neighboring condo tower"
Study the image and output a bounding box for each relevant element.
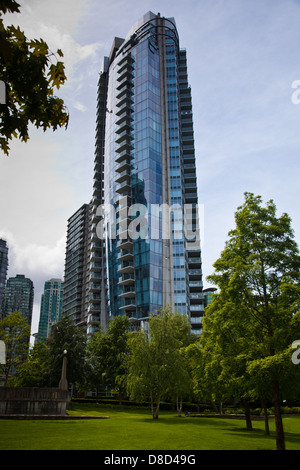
[0,239,8,317]
[86,12,204,334]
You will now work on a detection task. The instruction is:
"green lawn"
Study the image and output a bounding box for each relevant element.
[1,403,300,450]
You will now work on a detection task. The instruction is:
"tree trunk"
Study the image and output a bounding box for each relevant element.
[150,391,155,419]
[273,380,285,450]
[244,397,252,429]
[262,399,269,435]
[154,398,160,419]
[176,396,183,417]
[212,401,219,413]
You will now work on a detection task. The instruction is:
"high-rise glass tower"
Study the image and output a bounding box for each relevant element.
[2,274,34,328]
[0,239,8,317]
[88,12,204,333]
[63,204,90,326]
[37,278,64,341]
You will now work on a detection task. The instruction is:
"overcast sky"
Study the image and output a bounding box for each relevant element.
[1,0,300,338]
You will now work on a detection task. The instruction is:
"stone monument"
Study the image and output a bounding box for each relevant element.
[0,349,71,417]
[59,350,68,391]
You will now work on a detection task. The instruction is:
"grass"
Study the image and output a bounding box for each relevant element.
[1,403,300,450]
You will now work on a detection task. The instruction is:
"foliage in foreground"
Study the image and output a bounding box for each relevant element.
[0,0,69,155]
[191,192,300,450]
[126,307,196,418]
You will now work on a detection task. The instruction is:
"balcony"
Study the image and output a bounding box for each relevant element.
[117,54,134,68]
[90,250,102,262]
[116,180,131,195]
[89,293,101,302]
[188,257,201,266]
[90,262,102,272]
[117,239,133,251]
[116,104,133,119]
[117,249,133,262]
[117,68,133,83]
[116,162,131,177]
[116,140,132,155]
[115,169,131,184]
[184,162,196,172]
[118,273,135,286]
[116,86,133,101]
[118,260,134,274]
[116,94,134,109]
[190,304,204,312]
[182,135,194,145]
[89,282,101,291]
[115,130,132,145]
[190,317,202,324]
[87,313,100,324]
[119,286,136,298]
[115,111,133,127]
[115,149,132,164]
[116,120,132,135]
[119,298,136,310]
[88,302,101,313]
[189,280,203,290]
[89,272,102,280]
[185,192,197,203]
[190,292,203,300]
[189,268,202,278]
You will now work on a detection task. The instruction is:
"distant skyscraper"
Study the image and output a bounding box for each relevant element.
[37,278,64,341]
[86,11,204,333]
[2,274,34,328]
[0,239,8,317]
[62,204,90,326]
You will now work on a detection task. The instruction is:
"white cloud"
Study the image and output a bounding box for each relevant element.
[0,230,65,279]
[3,0,104,112]
[0,229,66,339]
[16,237,65,278]
[4,0,87,38]
[74,101,87,112]
[34,23,102,79]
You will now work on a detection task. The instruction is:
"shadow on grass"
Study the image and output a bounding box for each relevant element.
[68,405,300,449]
[214,420,300,449]
[137,415,249,427]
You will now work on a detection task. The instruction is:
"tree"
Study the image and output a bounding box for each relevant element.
[13,341,49,387]
[45,315,87,389]
[85,315,130,400]
[0,0,68,155]
[206,192,300,450]
[0,310,30,385]
[126,307,194,419]
[190,296,265,427]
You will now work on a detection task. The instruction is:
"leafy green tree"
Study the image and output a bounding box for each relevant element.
[85,315,130,400]
[206,192,300,450]
[186,299,249,419]
[45,315,87,389]
[168,347,194,417]
[14,341,49,387]
[126,307,194,419]
[0,0,68,155]
[0,310,30,385]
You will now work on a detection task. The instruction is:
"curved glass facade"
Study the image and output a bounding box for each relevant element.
[91,12,204,332]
